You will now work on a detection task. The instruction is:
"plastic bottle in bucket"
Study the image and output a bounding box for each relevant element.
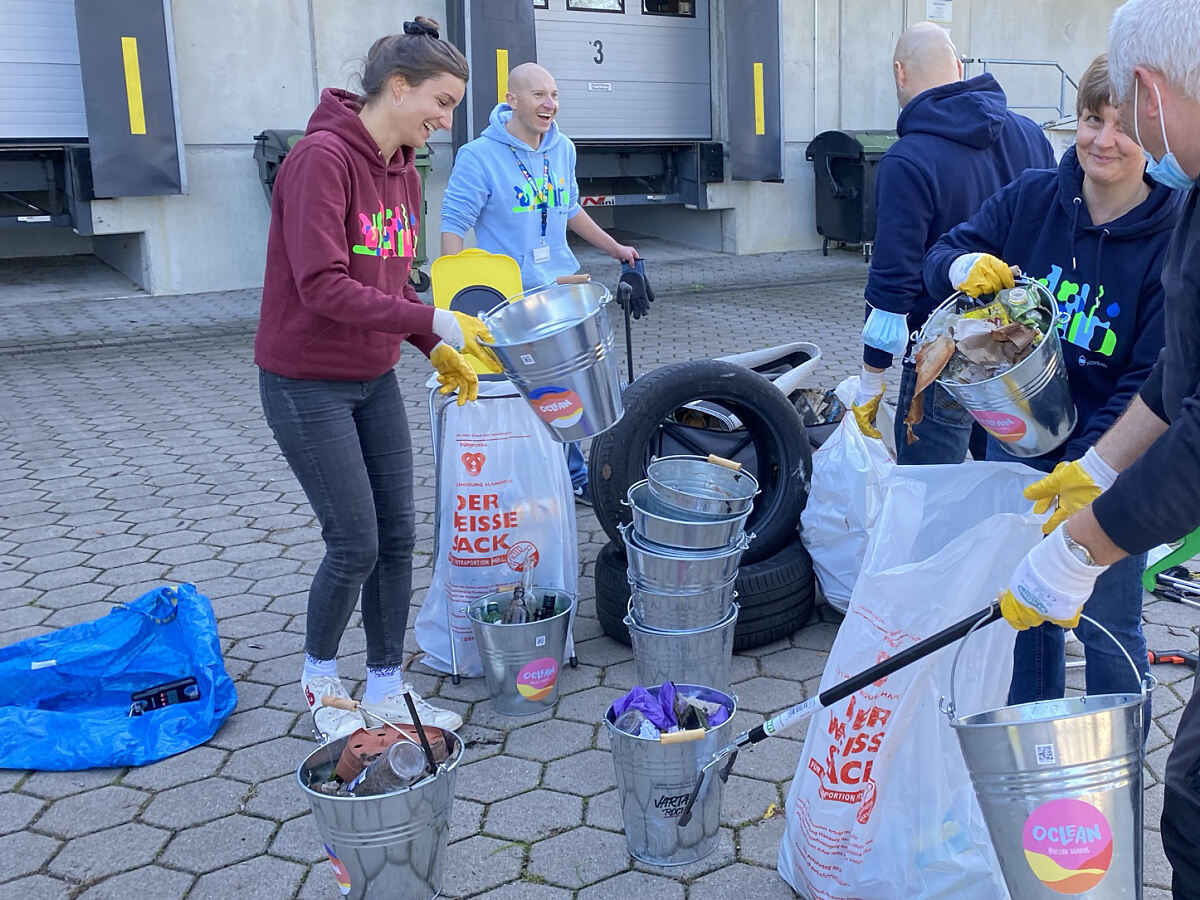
[349,740,427,797]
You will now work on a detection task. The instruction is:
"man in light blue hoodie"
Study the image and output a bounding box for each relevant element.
[441,62,639,503]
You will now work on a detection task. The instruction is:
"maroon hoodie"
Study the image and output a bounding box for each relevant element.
[255,88,439,381]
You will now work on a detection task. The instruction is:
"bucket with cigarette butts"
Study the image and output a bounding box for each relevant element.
[605,683,738,865]
[911,278,1076,457]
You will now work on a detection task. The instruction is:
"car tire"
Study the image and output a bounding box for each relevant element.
[593,535,816,651]
[589,359,812,565]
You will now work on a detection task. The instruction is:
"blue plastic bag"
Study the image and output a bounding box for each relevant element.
[0,583,237,770]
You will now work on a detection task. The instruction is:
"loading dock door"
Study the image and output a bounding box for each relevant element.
[534,1,710,141]
[0,0,88,140]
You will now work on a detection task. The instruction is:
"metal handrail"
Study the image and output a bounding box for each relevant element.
[961,57,1079,124]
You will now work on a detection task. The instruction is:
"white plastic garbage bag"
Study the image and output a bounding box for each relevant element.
[779,462,1044,899]
[415,379,578,677]
[800,376,895,612]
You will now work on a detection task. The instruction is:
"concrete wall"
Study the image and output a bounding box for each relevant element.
[86,0,453,295]
[80,0,1117,293]
[689,0,1121,257]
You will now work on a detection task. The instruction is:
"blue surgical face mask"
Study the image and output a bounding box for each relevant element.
[1133,79,1198,190]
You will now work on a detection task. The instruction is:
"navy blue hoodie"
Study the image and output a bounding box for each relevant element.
[924,146,1181,463]
[863,74,1054,369]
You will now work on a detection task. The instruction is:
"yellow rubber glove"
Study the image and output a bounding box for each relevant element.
[430,343,479,406]
[453,312,503,374]
[1023,448,1117,536]
[851,367,885,440]
[999,588,1082,631]
[957,253,1015,298]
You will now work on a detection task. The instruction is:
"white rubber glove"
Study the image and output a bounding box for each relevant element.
[1001,522,1108,629]
[854,368,885,406]
[948,253,984,292]
[1078,447,1119,491]
[861,308,910,357]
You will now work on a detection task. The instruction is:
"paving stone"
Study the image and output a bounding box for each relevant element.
[467,699,553,732]
[270,812,326,863]
[578,870,684,900]
[543,748,615,797]
[20,767,123,799]
[209,707,297,751]
[504,718,596,761]
[688,861,798,898]
[232,679,274,712]
[224,629,304,662]
[555,660,604,695]
[120,746,227,790]
[441,835,525,897]
[737,810,788,868]
[48,822,170,881]
[574,636,634,667]
[158,813,275,873]
[0,790,45,836]
[141,777,248,829]
[526,825,630,888]
[449,797,485,844]
[486,789,584,842]
[759,646,830,682]
[552,686,627,724]
[221,736,319,783]
[33,784,147,838]
[584,788,624,832]
[188,854,306,900]
[1,875,77,900]
[25,564,103,590]
[0,829,60,882]
[75,866,194,900]
[468,883,573,900]
[454,754,543,804]
[718,774,780,827]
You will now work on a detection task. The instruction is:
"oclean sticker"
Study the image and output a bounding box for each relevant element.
[1022,798,1113,893]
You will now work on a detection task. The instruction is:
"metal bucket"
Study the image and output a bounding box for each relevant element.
[645,455,759,518]
[943,615,1151,898]
[625,602,739,693]
[919,280,1077,457]
[480,280,622,442]
[626,480,750,552]
[605,684,738,865]
[297,728,464,900]
[468,588,574,716]
[628,576,737,631]
[622,523,750,594]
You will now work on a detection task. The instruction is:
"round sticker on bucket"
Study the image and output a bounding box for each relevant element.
[324,844,351,895]
[970,409,1028,442]
[528,385,584,429]
[516,656,559,701]
[1022,798,1113,893]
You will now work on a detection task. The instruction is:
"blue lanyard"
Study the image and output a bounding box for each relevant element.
[510,147,552,239]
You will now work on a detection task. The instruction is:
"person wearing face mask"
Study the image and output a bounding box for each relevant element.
[923,53,1181,725]
[256,18,493,742]
[440,62,639,505]
[990,1,1200,893]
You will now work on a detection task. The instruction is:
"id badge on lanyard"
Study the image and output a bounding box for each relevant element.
[513,148,553,263]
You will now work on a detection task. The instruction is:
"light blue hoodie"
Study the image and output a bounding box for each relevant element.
[441,104,582,290]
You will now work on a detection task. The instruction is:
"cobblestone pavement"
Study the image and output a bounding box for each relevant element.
[0,241,1195,898]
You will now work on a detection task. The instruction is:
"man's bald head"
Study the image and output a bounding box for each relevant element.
[505,63,559,148]
[893,22,962,108]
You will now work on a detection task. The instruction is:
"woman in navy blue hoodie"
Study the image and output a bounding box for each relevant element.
[924,55,1181,718]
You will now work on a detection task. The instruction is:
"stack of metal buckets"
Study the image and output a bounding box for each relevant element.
[622,455,757,694]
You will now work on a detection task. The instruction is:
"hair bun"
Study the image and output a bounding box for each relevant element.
[403,19,439,39]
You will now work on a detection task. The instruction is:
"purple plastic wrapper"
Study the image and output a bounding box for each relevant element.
[610,685,675,730]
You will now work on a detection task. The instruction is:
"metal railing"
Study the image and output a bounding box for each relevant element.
[961,57,1079,124]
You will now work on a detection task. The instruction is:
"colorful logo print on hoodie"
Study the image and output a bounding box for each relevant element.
[353,202,416,258]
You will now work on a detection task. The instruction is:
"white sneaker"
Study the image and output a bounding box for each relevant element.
[302,675,366,743]
[367,684,464,732]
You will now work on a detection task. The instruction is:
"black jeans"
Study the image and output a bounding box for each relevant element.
[259,369,415,668]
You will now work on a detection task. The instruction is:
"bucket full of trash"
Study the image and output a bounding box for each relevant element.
[468,573,575,716]
[481,275,623,442]
[605,682,738,866]
[908,278,1077,457]
[297,725,464,900]
[943,615,1150,898]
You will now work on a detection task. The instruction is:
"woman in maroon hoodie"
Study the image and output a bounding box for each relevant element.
[256,18,491,741]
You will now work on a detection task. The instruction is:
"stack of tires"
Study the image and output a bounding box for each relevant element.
[590,360,816,651]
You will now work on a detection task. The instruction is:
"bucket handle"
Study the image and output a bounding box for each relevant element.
[941,612,1155,722]
[556,274,590,285]
[706,454,743,472]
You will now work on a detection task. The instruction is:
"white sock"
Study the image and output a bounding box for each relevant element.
[364,665,404,705]
[303,654,338,683]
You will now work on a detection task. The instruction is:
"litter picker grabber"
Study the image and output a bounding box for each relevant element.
[676,601,1004,826]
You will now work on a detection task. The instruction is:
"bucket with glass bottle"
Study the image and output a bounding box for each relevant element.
[468,552,575,716]
[908,277,1077,457]
[297,696,464,900]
